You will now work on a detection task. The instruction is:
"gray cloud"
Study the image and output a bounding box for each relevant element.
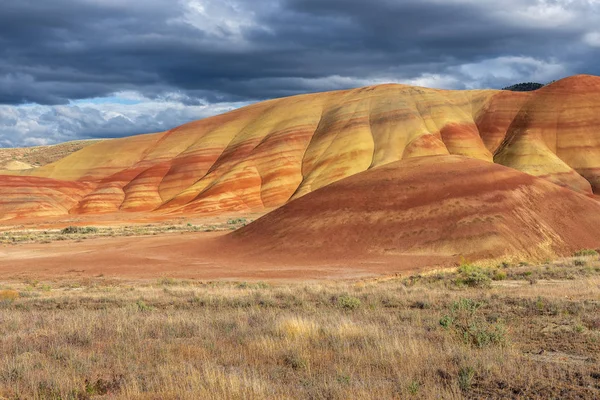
[0,97,248,147]
[1,0,599,146]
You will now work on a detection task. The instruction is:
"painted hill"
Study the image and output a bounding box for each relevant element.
[228,155,600,263]
[495,75,600,194]
[1,75,600,221]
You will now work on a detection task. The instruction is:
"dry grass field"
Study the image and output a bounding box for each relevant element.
[0,218,252,245]
[0,256,599,399]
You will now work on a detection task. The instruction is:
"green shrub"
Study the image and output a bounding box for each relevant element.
[574,259,587,267]
[337,295,361,310]
[237,281,269,290]
[502,82,543,92]
[407,380,420,395]
[492,270,507,281]
[455,263,492,288]
[158,277,177,286]
[60,226,98,234]
[135,300,154,312]
[458,366,475,391]
[573,249,598,257]
[440,298,506,348]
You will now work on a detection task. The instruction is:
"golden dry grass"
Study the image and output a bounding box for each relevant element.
[0,258,599,399]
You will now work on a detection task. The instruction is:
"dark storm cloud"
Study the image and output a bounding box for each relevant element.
[0,0,599,146]
[1,0,598,105]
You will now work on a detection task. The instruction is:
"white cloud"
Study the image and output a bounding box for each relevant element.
[583,31,600,47]
[457,56,567,87]
[269,75,405,91]
[171,0,268,47]
[400,74,462,90]
[0,93,248,147]
[0,54,570,148]
[398,56,567,91]
[428,0,592,28]
[1,0,598,147]
[494,0,578,27]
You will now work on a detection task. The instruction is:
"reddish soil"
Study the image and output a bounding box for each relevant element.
[5,155,600,282]
[228,155,600,263]
[0,232,453,281]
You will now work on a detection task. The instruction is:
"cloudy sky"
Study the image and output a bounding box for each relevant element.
[1,0,599,147]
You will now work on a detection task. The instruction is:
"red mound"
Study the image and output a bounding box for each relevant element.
[0,175,93,221]
[228,155,600,263]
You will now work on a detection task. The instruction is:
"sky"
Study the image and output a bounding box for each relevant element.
[1,0,599,147]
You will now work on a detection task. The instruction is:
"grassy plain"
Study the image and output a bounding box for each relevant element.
[0,218,251,245]
[0,257,599,399]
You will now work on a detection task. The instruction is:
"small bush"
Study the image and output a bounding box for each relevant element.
[407,380,420,395]
[455,263,492,288]
[158,277,177,286]
[227,218,248,225]
[237,281,269,290]
[60,226,98,234]
[39,284,52,292]
[574,259,587,267]
[337,295,361,310]
[458,366,475,391]
[492,271,507,281]
[135,300,154,312]
[574,249,598,257]
[440,298,506,348]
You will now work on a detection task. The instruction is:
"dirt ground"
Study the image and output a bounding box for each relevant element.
[0,208,463,281]
[0,230,457,281]
[0,259,599,399]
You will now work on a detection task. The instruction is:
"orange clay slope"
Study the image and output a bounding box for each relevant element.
[226,155,600,264]
[1,74,600,221]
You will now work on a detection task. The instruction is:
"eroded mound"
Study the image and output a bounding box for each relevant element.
[495,75,600,194]
[0,84,528,219]
[1,75,600,222]
[0,175,93,221]
[229,156,600,263]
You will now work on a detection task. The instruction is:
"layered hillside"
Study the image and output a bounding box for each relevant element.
[1,75,600,221]
[495,75,600,193]
[228,156,600,262]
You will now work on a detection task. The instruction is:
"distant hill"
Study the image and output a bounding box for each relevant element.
[502,82,544,92]
[0,140,101,171]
